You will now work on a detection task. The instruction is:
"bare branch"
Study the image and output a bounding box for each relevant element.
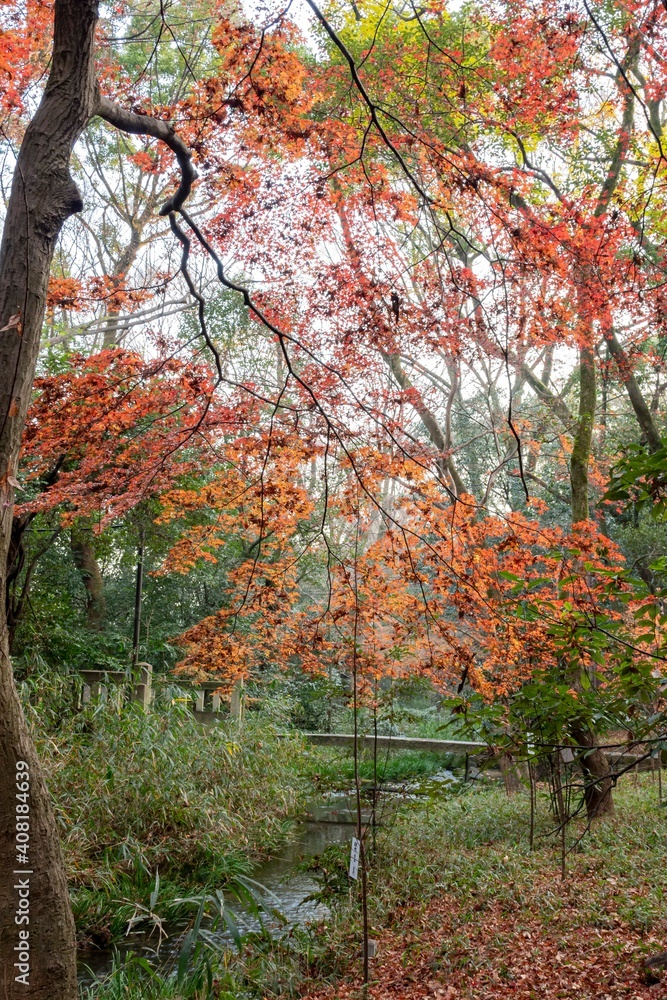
[95,96,197,215]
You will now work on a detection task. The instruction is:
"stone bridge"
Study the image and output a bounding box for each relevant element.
[76,669,660,773]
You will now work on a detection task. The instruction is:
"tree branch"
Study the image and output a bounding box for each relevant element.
[521,362,574,429]
[382,351,465,497]
[603,327,662,453]
[95,96,197,215]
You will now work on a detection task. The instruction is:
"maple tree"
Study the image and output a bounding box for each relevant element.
[8,346,217,639]
[276,0,667,814]
[1,0,667,993]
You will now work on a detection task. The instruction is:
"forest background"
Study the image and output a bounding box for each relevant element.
[1,0,667,996]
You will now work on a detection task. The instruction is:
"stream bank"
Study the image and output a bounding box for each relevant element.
[78,772,458,987]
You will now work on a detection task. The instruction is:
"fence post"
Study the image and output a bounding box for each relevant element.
[230,678,244,720]
[132,663,153,711]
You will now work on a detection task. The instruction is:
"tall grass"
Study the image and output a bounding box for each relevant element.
[31,700,309,942]
[80,890,273,1000]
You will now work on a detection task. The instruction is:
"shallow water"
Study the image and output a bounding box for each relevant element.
[78,774,456,986]
[77,795,361,985]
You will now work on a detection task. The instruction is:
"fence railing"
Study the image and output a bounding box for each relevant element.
[77,668,244,719]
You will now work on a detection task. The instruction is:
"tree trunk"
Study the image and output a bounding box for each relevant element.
[6,514,33,647]
[570,344,596,523]
[102,222,141,349]
[0,0,100,995]
[568,335,615,819]
[604,328,662,453]
[572,726,614,821]
[71,525,105,628]
[498,753,523,796]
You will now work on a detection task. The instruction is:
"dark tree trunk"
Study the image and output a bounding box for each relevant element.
[573,726,614,821]
[566,331,615,820]
[0,0,100,995]
[570,344,596,523]
[6,514,63,651]
[6,514,33,647]
[71,525,105,628]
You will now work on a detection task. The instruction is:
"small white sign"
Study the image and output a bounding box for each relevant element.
[560,747,574,763]
[349,837,361,880]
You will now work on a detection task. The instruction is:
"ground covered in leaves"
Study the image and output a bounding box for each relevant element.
[301,778,667,1000]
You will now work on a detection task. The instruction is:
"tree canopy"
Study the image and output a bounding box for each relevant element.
[2,0,667,993]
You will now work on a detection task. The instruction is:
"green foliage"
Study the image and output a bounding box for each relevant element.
[297,842,352,908]
[80,890,249,1000]
[10,511,245,677]
[269,669,348,732]
[81,951,215,1000]
[605,440,667,520]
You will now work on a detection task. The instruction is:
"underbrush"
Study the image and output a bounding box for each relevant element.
[31,701,310,944]
[76,774,667,997]
[79,932,320,1000]
[369,777,667,921]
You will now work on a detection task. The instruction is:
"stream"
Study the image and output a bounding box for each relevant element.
[78,774,457,986]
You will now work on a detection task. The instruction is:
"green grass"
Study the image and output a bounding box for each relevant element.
[71,853,255,947]
[80,952,223,1000]
[304,747,461,790]
[366,777,667,925]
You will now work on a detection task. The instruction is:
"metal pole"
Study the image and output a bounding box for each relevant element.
[132,532,144,668]
[351,515,369,987]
